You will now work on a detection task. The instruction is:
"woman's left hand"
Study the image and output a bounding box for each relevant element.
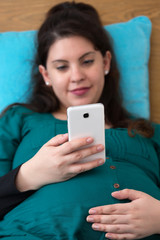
[86,189,160,239]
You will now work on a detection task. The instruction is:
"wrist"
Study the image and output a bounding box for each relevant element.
[15,161,40,192]
[155,200,160,234]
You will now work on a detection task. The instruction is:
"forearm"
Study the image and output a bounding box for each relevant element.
[0,166,35,220]
[15,159,46,191]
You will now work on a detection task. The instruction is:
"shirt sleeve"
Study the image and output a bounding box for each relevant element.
[0,165,35,220]
[151,123,160,185]
[152,123,160,157]
[0,107,22,176]
[0,106,35,219]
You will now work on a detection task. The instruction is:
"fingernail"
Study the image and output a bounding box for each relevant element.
[111,191,120,196]
[86,137,93,143]
[98,159,104,165]
[62,133,68,138]
[106,234,113,239]
[92,224,99,230]
[86,216,94,222]
[97,145,104,151]
[89,209,96,214]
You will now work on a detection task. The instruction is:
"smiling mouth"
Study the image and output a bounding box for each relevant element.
[70,87,91,96]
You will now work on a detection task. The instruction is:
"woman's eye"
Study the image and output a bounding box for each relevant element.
[56,65,68,71]
[83,59,94,65]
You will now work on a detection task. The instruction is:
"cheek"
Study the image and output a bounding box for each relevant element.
[51,80,68,99]
[92,70,105,86]
[91,64,105,79]
[50,74,65,90]
[51,83,63,94]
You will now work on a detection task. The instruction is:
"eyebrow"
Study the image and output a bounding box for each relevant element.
[51,51,96,64]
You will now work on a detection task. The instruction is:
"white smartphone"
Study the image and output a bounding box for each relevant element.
[67,103,105,163]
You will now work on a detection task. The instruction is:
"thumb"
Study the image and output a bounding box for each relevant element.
[46,133,68,147]
[111,188,147,201]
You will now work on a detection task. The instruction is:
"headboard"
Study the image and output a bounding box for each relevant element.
[0,0,160,123]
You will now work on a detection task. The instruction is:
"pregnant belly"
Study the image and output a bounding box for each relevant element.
[1,162,160,240]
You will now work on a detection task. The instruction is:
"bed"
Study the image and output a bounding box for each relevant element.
[0,0,160,123]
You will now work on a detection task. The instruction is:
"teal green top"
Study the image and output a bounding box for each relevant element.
[0,106,160,240]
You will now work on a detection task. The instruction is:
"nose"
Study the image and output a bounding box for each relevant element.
[70,65,85,83]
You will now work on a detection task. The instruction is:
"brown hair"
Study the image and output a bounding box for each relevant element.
[1,1,154,138]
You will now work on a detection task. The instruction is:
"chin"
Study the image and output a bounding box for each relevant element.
[72,100,94,106]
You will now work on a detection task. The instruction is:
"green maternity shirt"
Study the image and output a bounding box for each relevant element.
[0,106,160,240]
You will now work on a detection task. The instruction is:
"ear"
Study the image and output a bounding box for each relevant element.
[103,51,112,74]
[39,65,51,86]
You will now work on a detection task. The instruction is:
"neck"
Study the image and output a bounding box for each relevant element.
[52,110,67,120]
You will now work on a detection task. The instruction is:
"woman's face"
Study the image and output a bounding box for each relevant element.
[39,36,111,114]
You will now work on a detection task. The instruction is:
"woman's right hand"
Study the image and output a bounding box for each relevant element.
[15,133,105,192]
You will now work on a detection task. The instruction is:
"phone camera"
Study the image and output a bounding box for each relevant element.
[83,113,89,118]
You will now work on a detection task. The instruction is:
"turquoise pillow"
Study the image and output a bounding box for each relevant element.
[0,16,152,118]
[105,16,151,119]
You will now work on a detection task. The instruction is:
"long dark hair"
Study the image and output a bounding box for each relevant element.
[2,1,154,137]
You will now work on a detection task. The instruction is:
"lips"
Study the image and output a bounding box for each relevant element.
[70,87,91,96]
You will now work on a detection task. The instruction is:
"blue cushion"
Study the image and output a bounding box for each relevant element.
[105,16,152,119]
[0,16,152,118]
